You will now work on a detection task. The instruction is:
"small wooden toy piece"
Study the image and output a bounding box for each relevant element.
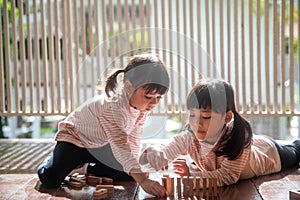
[203,178,218,197]
[182,176,189,195]
[67,175,86,190]
[102,177,113,184]
[96,184,115,193]
[290,190,300,200]
[176,177,181,197]
[195,177,200,196]
[188,176,194,196]
[87,175,102,186]
[93,188,108,199]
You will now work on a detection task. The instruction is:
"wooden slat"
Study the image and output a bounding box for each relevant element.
[234,0,239,110]
[47,0,55,113]
[40,0,49,113]
[11,0,19,113]
[241,0,247,113]
[25,0,34,113]
[273,0,279,113]
[280,0,286,113]
[249,0,254,113]
[289,0,295,114]
[18,0,26,113]
[256,0,262,113]
[73,0,80,106]
[0,7,4,113]
[227,1,231,82]
[265,0,270,113]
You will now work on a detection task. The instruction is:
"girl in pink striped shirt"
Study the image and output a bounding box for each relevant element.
[37,54,169,197]
[140,79,300,187]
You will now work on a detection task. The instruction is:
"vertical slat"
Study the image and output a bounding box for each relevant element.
[18,0,26,113]
[146,0,151,51]
[241,0,247,113]
[264,0,270,113]
[205,0,210,77]
[249,0,254,113]
[211,0,216,77]
[109,0,115,68]
[61,0,68,111]
[54,0,62,112]
[168,0,174,113]
[3,0,12,113]
[161,0,168,114]
[176,0,182,113]
[197,0,202,80]
[289,0,294,114]
[227,1,231,82]
[47,0,55,113]
[234,0,239,110]
[25,0,34,114]
[117,0,123,66]
[87,0,94,97]
[256,0,262,113]
[67,0,74,111]
[80,0,87,101]
[94,0,101,95]
[298,0,300,113]
[139,0,145,51]
[273,0,279,113]
[102,0,108,71]
[219,0,224,79]
[131,0,137,55]
[11,0,19,113]
[280,0,286,113]
[0,7,4,112]
[189,0,195,85]
[40,0,49,113]
[33,0,41,113]
[124,0,130,58]
[183,0,188,105]
[73,0,80,107]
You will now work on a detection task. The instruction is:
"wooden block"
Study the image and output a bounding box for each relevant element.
[162,176,167,189]
[290,190,300,200]
[102,177,113,184]
[87,175,101,185]
[96,184,114,193]
[70,176,86,185]
[213,178,218,196]
[166,177,174,196]
[182,176,189,196]
[93,188,108,199]
[176,177,181,197]
[203,178,207,196]
[188,176,194,196]
[67,180,85,190]
[208,178,213,195]
[195,177,200,196]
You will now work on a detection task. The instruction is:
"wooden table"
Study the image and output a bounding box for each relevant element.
[136,167,300,200]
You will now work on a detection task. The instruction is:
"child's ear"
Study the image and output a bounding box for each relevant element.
[225,111,233,123]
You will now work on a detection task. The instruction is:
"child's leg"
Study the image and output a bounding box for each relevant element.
[271,139,300,171]
[86,143,134,181]
[37,142,95,188]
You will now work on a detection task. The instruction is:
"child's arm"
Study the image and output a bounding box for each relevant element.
[190,148,251,187]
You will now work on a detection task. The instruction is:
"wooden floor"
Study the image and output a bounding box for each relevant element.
[1,139,300,200]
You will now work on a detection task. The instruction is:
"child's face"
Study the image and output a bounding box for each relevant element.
[189,108,226,143]
[129,87,163,111]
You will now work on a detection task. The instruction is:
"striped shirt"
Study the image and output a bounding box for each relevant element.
[55,87,148,174]
[156,121,281,187]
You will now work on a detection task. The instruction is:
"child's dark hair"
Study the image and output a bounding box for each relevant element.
[105,54,170,97]
[187,79,253,160]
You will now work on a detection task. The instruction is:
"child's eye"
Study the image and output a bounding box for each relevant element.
[145,96,151,99]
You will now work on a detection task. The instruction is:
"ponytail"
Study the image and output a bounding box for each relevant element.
[214,109,253,160]
[105,69,125,97]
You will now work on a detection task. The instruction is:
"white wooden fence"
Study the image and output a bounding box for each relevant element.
[0,0,299,116]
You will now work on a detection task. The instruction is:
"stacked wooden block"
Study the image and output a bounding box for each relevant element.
[66,173,114,199]
[162,174,217,198]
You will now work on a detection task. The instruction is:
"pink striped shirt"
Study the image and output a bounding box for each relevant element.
[157,121,281,187]
[55,88,148,174]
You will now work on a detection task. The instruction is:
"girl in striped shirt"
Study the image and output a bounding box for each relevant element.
[37,54,169,197]
[139,78,300,188]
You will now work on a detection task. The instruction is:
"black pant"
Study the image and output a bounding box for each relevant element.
[37,142,133,188]
[268,137,300,171]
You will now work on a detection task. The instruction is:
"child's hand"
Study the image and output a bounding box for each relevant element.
[172,158,190,177]
[139,147,168,171]
[140,178,166,197]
